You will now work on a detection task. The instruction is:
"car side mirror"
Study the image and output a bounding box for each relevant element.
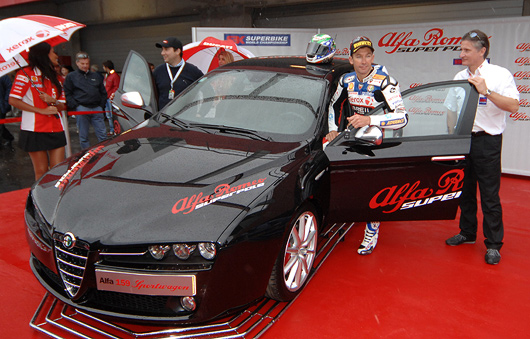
[343,125,383,146]
[121,91,145,109]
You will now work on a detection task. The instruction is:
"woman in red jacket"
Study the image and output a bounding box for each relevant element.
[9,42,67,181]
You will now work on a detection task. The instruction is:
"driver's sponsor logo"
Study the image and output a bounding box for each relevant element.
[369,169,464,213]
[348,94,374,108]
[380,117,406,126]
[225,34,290,46]
[172,178,267,215]
[16,74,28,82]
[344,76,355,83]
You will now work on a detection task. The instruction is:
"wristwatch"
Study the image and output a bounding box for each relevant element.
[485,89,492,96]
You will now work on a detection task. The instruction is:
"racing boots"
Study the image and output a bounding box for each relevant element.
[357,221,380,255]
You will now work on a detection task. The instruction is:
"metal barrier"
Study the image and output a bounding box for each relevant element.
[30,222,354,339]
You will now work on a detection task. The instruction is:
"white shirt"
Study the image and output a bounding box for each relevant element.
[453,60,519,135]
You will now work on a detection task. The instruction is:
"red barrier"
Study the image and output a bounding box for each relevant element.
[0,117,22,124]
[0,110,110,124]
[67,110,109,116]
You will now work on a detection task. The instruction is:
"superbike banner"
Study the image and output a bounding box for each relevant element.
[194,16,530,176]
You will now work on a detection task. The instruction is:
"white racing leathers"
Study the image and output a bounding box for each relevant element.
[327,65,408,255]
[328,64,408,134]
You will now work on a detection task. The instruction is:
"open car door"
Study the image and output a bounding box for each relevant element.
[112,50,158,134]
[325,80,479,223]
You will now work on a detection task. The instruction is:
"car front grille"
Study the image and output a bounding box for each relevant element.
[54,234,89,298]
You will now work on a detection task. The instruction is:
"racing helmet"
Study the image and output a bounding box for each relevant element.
[306,34,336,64]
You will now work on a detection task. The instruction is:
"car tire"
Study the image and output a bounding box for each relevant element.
[266,205,319,301]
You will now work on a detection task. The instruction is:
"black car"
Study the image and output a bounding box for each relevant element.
[25,53,478,324]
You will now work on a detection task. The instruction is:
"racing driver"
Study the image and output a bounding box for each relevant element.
[326,36,408,255]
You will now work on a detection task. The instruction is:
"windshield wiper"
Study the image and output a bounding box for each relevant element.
[188,123,272,141]
[159,113,188,129]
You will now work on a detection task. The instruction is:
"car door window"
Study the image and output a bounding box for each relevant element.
[368,81,476,139]
[122,53,153,106]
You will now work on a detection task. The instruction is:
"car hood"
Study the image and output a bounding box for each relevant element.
[31,122,304,246]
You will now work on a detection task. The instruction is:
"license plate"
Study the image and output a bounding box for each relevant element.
[95,269,196,296]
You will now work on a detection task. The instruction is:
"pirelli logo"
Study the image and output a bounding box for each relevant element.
[354,41,372,49]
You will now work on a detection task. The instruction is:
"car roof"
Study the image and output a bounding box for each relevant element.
[220,56,353,81]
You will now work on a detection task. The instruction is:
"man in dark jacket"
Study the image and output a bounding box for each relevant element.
[153,37,203,109]
[64,52,107,149]
[0,74,14,149]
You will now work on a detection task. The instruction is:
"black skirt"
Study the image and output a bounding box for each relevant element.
[18,130,67,152]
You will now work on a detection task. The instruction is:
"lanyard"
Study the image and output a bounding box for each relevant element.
[166,60,186,90]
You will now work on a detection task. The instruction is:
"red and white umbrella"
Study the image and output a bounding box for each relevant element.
[182,36,254,74]
[0,15,85,76]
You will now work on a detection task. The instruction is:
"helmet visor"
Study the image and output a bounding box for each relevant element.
[306,42,330,57]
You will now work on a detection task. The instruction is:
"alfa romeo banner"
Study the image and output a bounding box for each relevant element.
[194,16,530,176]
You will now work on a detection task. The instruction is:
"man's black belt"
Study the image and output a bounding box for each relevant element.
[471,131,489,137]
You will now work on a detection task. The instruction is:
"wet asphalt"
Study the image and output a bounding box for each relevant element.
[0,115,103,194]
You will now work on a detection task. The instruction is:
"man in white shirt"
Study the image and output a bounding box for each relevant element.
[445,30,519,265]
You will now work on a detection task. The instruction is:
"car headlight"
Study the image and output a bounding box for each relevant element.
[173,244,196,260]
[148,245,170,260]
[198,242,216,260]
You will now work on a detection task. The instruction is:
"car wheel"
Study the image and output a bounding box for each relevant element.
[266,206,319,301]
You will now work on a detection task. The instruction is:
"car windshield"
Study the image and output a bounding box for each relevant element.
[159,70,326,142]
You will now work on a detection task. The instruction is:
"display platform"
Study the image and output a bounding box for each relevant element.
[2,175,530,338]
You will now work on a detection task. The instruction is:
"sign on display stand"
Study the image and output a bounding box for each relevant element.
[194,17,530,176]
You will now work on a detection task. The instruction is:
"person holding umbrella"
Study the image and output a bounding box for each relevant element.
[8,42,67,180]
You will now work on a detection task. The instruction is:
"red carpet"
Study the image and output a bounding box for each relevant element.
[2,176,530,338]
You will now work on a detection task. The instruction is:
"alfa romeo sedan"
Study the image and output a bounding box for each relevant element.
[24,53,478,324]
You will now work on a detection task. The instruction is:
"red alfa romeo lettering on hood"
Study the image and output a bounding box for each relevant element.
[369,169,464,213]
[172,178,267,215]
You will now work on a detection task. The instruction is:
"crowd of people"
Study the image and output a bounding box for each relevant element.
[1,36,209,178]
[0,30,519,265]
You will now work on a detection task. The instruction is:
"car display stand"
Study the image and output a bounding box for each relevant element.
[30,223,354,338]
